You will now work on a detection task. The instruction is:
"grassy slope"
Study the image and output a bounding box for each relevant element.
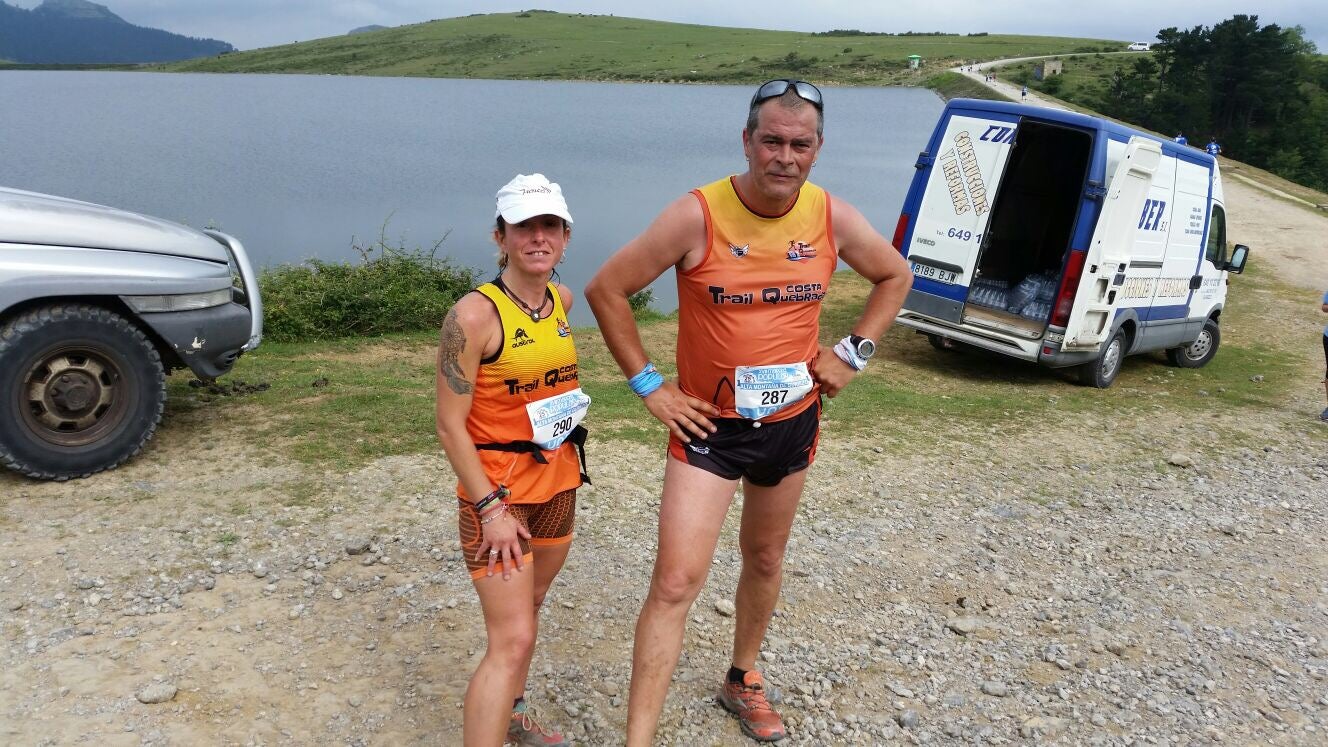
[167,11,1121,86]
[925,71,1013,101]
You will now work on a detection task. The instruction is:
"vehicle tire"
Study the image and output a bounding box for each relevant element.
[1166,318,1220,368]
[927,333,956,351]
[0,304,166,480]
[1077,329,1126,388]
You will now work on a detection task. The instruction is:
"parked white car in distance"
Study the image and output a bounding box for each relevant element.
[1127,42,1151,51]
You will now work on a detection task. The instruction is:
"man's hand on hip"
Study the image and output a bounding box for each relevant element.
[813,346,860,398]
[643,381,719,442]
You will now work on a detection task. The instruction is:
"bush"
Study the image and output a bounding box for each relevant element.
[260,232,477,342]
[628,288,664,321]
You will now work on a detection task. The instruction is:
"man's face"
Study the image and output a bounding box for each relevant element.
[742,101,823,207]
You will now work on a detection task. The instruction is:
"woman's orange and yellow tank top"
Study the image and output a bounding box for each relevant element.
[461,282,584,504]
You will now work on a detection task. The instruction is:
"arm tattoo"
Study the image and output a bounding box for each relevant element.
[440,307,473,395]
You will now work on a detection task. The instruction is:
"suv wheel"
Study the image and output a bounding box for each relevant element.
[0,304,166,480]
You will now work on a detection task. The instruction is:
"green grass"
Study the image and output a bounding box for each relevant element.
[164,11,1121,86]
[925,71,1013,101]
[171,257,1320,472]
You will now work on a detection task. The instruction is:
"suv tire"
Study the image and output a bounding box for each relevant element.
[0,304,166,480]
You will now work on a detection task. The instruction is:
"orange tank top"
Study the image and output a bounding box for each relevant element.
[461,281,585,504]
[677,176,837,422]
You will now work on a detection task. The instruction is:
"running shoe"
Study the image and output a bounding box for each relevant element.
[717,670,787,742]
[507,700,568,747]
[1320,406,1328,422]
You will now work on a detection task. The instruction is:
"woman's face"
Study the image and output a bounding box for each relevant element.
[495,214,569,276]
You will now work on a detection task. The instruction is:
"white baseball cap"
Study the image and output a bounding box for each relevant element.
[494,173,573,225]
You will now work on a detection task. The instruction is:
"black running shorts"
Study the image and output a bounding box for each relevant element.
[667,399,821,486]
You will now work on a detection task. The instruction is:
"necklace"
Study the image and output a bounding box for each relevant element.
[497,278,549,322]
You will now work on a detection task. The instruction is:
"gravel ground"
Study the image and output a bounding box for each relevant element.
[1,402,1325,746]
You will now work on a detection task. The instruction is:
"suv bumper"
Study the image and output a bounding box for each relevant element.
[140,302,254,379]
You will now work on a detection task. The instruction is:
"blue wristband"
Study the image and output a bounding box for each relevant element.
[628,362,665,398]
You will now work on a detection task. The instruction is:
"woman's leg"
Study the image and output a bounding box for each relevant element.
[466,569,537,746]
[511,489,577,700]
[513,540,572,700]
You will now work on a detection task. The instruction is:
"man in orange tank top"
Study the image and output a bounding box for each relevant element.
[586,80,913,743]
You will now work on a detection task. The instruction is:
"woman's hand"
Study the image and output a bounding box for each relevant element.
[475,508,532,580]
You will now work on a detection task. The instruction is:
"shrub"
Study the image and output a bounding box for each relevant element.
[260,232,477,342]
[628,288,664,321]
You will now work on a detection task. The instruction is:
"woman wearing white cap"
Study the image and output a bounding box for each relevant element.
[436,173,589,746]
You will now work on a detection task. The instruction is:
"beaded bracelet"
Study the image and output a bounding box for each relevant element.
[479,504,508,525]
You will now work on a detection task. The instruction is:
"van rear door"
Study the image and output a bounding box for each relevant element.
[904,112,1017,323]
[1063,137,1162,350]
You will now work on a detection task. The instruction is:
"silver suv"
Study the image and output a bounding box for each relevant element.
[0,187,262,480]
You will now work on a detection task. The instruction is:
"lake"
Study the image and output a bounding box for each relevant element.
[1,71,943,322]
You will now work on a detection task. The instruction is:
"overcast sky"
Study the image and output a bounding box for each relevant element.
[13,1,1327,53]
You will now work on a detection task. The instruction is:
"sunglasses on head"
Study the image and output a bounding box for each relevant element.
[750,79,824,111]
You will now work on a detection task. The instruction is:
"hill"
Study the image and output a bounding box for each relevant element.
[0,0,233,64]
[166,11,1120,85]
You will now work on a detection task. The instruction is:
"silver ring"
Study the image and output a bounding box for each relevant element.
[489,549,499,556]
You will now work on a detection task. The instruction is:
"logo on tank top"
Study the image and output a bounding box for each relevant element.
[785,240,817,261]
[512,327,535,349]
[728,243,750,258]
[709,283,825,305]
[556,318,571,337]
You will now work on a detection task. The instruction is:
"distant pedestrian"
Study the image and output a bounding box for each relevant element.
[1175,132,1188,145]
[1321,290,1328,421]
[1021,85,1028,100]
[1206,137,1222,156]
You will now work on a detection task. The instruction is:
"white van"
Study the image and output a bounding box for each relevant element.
[1127,42,1151,51]
[892,99,1248,387]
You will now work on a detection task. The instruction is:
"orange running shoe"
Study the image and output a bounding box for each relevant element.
[717,670,787,742]
[506,701,568,747]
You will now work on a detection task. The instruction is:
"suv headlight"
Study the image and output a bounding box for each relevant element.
[123,288,233,313]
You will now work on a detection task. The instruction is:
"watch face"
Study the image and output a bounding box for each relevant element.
[855,338,876,358]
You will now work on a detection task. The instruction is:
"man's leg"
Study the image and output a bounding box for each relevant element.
[732,470,807,671]
[626,457,737,747]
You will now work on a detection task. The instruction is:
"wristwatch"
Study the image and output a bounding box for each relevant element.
[849,335,876,360]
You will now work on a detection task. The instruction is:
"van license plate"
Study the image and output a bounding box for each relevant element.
[911,262,957,285]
